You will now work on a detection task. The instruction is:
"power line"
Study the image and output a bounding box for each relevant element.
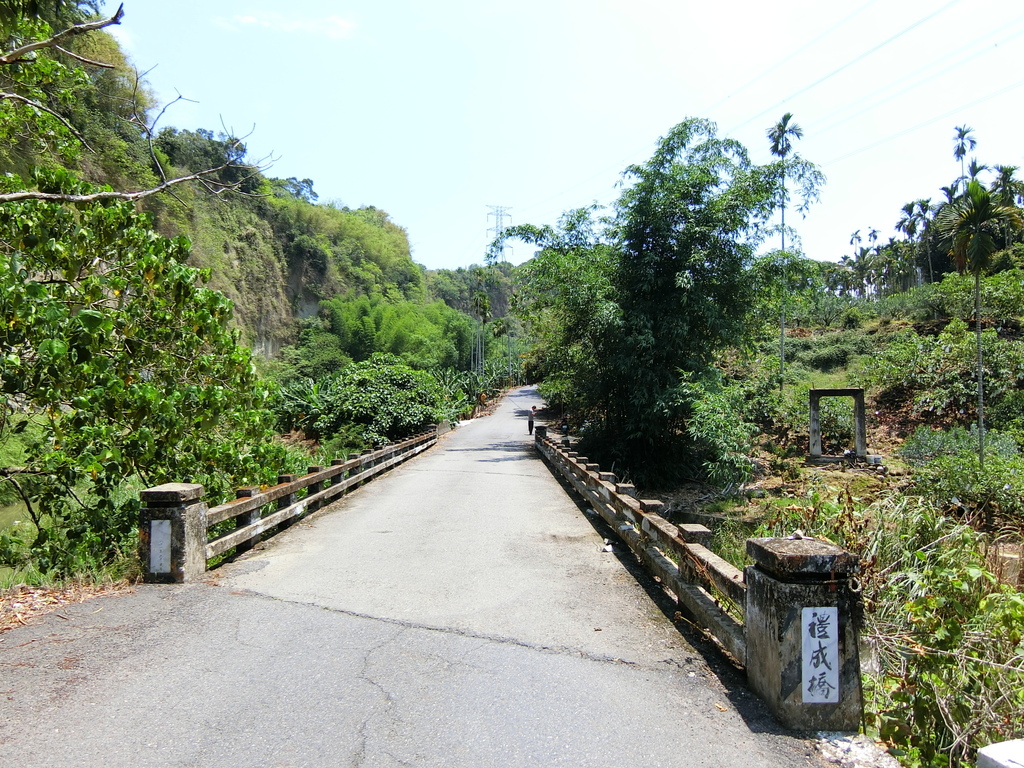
[514,1,968,225]
[822,76,1024,167]
[725,0,966,135]
[812,16,1024,139]
[700,0,883,115]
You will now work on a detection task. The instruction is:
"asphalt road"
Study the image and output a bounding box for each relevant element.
[0,386,827,767]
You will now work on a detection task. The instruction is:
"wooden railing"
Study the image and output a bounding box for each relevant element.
[204,431,437,560]
[533,430,747,662]
[534,429,865,731]
[140,428,438,581]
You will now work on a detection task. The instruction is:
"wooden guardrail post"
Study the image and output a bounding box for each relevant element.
[307,466,325,513]
[277,474,298,528]
[744,537,862,731]
[139,483,207,583]
[234,486,260,554]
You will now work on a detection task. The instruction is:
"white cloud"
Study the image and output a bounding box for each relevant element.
[217,12,356,40]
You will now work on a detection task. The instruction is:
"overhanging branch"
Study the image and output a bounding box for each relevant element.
[0,159,263,203]
[0,4,125,66]
[0,90,92,150]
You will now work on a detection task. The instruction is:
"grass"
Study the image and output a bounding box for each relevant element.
[0,501,28,530]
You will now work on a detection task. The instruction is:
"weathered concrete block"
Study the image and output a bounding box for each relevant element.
[139,483,208,583]
[744,537,862,732]
[747,537,859,581]
[677,523,712,547]
[978,739,1024,768]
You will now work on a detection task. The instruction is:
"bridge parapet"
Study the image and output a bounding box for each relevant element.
[140,427,440,583]
[534,431,862,732]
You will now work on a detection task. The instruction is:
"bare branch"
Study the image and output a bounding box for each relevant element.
[0,90,93,151]
[0,4,125,66]
[53,45,116,69]
[1,472,41,531]
[0,157,269,204]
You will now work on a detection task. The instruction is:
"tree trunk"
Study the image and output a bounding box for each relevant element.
[976,271,985,472]
[779,172,786,392]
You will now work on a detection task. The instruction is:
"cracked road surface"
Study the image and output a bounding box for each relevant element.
[0,387,827,767]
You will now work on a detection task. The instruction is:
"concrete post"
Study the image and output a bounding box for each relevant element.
[978,739,1024,768]
[535,425,547,439]
[139,483,207,583]
[307,466,325,513]
[744,537,862,731]
[233,486,260,554]
[277,474,297,529]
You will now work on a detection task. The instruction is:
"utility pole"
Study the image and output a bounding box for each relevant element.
[486,205,516,386]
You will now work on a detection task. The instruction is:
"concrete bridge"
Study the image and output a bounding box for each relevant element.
[0,387,847,767]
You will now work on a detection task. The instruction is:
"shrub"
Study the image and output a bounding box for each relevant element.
[677,376,758,489]
[313,354,443,446]
[864,320,1024,430]
[898,425,1019,466]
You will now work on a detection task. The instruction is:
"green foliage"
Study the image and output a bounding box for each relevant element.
[509,119,818,486]
[430,367,473,422]
[736,491,1023,766]
[898,426,1024,526]
[782,330,875,373]
[675,374,758,489]
[0,171,298,575]
[933,268,1024,322]
[283,293,474,379]
[0,15,89,170]
[507,206,619,418]
[427,261,515,320]
[865,319,1024,431]
[859,498,1024,767]
[898,425,1019,465]
[308,355,443,446]
[874,284,941,322]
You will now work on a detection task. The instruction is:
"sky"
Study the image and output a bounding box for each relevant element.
[109,0,1024,271]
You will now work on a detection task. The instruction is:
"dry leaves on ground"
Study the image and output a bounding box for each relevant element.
[0,581,134,634]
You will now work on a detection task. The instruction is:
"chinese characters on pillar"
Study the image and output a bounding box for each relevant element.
[802,606,839,703]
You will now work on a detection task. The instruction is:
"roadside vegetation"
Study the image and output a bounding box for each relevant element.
[503,118,1024,765]
[0,2,520,585]
[0,3,1021,766]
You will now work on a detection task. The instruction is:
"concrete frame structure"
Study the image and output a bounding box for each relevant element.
[809,388,867,460]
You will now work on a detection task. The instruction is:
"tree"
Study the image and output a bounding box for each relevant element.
[990,165,1024,250]
[952,124,976,194]
[897,201,928,287]
[0,5,288,575]
[0,5,263,204]
[937,179,1022,471]
[767,112,803,389]
[498,206,618,411]
[0,172,292,573]
[610,118,793,479]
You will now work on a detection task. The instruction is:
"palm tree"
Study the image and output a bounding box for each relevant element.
[916,198,934,283]
[952,125,976,194]
[767,112,804,389]
[990,165,1024,249]
[896,202,924,288]
[938,180,1022,471]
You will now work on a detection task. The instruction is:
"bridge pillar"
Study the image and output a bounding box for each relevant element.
[744,537,862,731]
[139,483,207,583]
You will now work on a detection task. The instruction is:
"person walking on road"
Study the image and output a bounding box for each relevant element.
[527,406,536,435]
